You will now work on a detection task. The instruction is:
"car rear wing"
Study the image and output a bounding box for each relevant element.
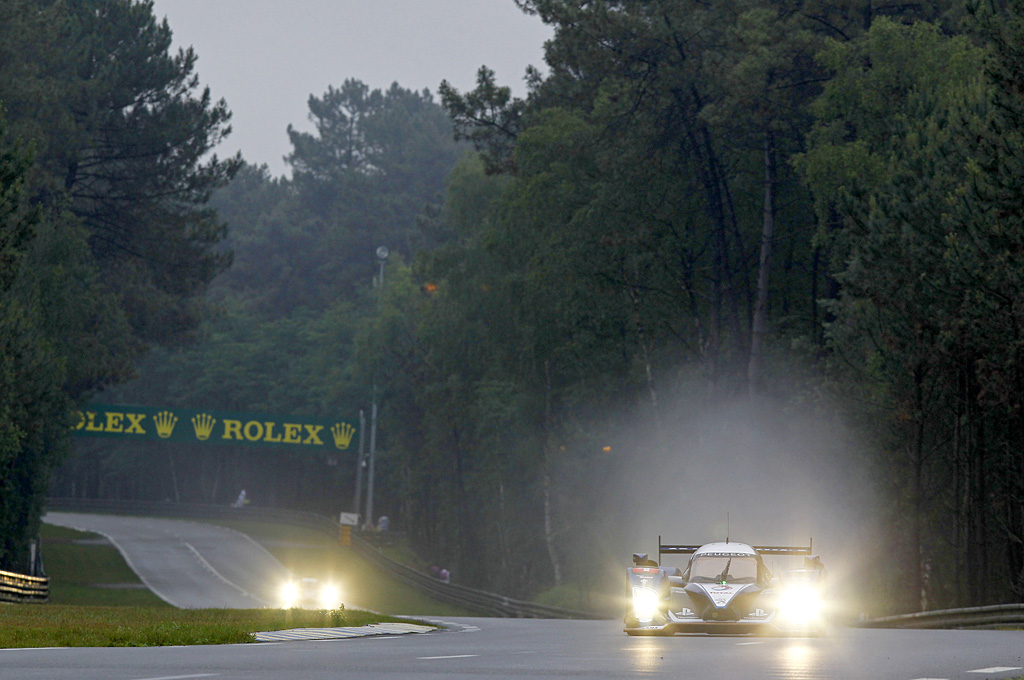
[658,537,703,558]
[658,536,813,559]
[754,542,813,556]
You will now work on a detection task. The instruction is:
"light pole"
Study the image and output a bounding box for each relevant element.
[352,409,365,520]
[364,245,388,530]
[376,245,388,289]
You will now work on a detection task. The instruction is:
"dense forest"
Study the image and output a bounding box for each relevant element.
[3,0,1024,616]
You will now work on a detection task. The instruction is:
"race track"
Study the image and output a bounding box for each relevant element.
[26,513,1024,680]
[44,512,288,608]
[3,616,1023,679]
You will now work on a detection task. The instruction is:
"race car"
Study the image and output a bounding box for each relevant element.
[279,577,342,609]
[624,537,827,636]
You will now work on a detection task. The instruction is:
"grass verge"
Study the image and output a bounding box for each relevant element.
[15,522,437,648]
[0,605,422,648]
[532,582,622,616]
[40,524,170,607]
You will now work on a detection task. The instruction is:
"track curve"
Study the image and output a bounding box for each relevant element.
[44,512,288,608]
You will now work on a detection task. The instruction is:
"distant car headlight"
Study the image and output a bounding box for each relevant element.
[632,586,660,622]
[778,585,823,623]
[318,583,341,609]
[281,581,299,608]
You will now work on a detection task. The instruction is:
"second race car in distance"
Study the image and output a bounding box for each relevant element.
[624,537,828,636]
[280,576,342,610]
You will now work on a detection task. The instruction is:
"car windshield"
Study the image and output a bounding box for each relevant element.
[689,556,758,584]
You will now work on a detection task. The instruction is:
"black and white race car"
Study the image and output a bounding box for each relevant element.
[624,538,827,636]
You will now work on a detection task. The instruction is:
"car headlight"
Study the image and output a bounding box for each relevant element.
[281,581,299,608]
[632,586,660,622]
[778,585,823,623]
[318,584,341,609]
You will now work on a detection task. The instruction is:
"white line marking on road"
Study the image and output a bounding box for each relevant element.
[182,541,258,602]
[908,677,948,679]
[418,654,480,660]
[425,619,480,632]
[968,668,1024,674]
[0,647,67,651]
[736,641,766,646]
[130,674,219,680]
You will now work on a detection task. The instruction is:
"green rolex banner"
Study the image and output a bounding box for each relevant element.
[71,404,358,452]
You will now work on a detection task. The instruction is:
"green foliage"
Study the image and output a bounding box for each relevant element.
[63,79,464,514]
[35,0,1024,610]
[0,120,67,569]
[440,66,531,173]
[0,0,240,349]
[0,0,239,569]
[798,11,1024,605]
[287,80,464,273]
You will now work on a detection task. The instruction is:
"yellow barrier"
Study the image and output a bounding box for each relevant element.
[0,569,49,603]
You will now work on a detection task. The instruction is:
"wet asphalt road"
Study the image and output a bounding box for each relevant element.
[2,617,1024,680]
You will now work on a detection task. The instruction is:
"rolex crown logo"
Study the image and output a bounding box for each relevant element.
[191,413,216,441]
[154,411,178,439]
[331,422,356,450]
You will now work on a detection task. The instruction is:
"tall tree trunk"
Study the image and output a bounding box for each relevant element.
[542,467,562,586]
[810,245,822,346]
[1014,343,1024,597]
[749,127,777,397]
[168,450,180,503]
[542,360,563,586]
[624,269,662,442]
[966,360,984,604]
[954,358,966,608]
[209,454,222,504]
[976,414,989,604]
[497,477,511,593]
[452,423,467,580]
[911,362,925,611]
[676,86,742,391]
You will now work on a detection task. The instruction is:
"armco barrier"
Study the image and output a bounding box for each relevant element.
[348,534,606,619]
[45,497,339,534]
[0,569,48,603]
[44,498,611,619]
[857,603,1024,629]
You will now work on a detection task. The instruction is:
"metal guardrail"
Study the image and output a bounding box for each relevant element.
[857,603,1024,629]
[45,497,340,533]
[0,569,49,603]
[349,533,606,619]
[44,498,611,619]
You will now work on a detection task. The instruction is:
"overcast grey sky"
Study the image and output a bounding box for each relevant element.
[150,1,552,177]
